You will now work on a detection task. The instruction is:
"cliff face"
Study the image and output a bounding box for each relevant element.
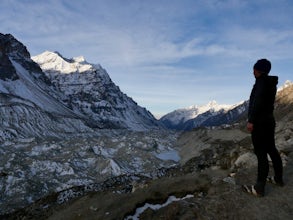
[32,51,162,130]
[0,34,91,141]
[0,33,49,83]
[0,34,20,80]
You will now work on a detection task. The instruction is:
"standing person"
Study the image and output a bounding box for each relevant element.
[242,59,284,197]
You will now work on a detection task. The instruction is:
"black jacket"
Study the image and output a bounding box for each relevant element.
[248,75,278,125]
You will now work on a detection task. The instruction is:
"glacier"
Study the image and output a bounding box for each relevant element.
[0,130,180,215]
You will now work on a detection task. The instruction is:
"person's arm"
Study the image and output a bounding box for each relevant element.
[248,79,265,124]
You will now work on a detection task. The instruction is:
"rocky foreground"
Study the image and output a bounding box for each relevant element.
[2,85,293,220]
[3,113,293,220]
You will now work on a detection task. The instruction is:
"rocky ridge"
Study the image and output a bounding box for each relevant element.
[32,51,161,130]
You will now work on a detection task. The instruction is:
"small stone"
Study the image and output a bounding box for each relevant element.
[90,206,98,211]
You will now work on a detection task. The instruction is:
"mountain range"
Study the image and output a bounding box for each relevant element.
[1,33,292,138]
[0,33,161,142]
[159,100,248,130]
[160,79,293,131]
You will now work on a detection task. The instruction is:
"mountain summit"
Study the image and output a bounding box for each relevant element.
[32,51,161,130]
[159,100,240,130]
[0,33,91,140]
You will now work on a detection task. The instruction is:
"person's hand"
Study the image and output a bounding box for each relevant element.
[247,122,254,132]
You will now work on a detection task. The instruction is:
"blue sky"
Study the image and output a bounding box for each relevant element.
[1,0,293,118]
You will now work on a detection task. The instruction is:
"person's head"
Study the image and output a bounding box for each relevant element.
[253,59,271,78]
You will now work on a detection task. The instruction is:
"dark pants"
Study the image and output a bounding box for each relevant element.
[251,121,283,193]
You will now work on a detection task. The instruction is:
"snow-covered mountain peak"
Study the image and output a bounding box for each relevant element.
[278,80,293,91]
[32,51,95,75]
[0,33,161,140]
[32,51,161,130]
[202,100,235,111]
[72,55,86,63]
[207,100,217,108]
[187,101,230,112]
[159,100,235,129]
[189,101,232,115]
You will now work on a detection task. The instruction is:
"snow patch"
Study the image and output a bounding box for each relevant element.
[101,159,122,176]
[125,194,194,220]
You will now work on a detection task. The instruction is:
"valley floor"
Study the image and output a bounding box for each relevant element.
[2,121,293,219]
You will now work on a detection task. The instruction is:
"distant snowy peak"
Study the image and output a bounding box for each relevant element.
[161,100,234,125]
[278,80,293,91]
[190,100,233,114]
[159,100,247,130]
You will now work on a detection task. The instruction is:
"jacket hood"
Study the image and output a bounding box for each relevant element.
[267,75,278,87]
[258,75,278,87]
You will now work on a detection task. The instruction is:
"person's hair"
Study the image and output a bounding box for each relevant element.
[253,59,271,75]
